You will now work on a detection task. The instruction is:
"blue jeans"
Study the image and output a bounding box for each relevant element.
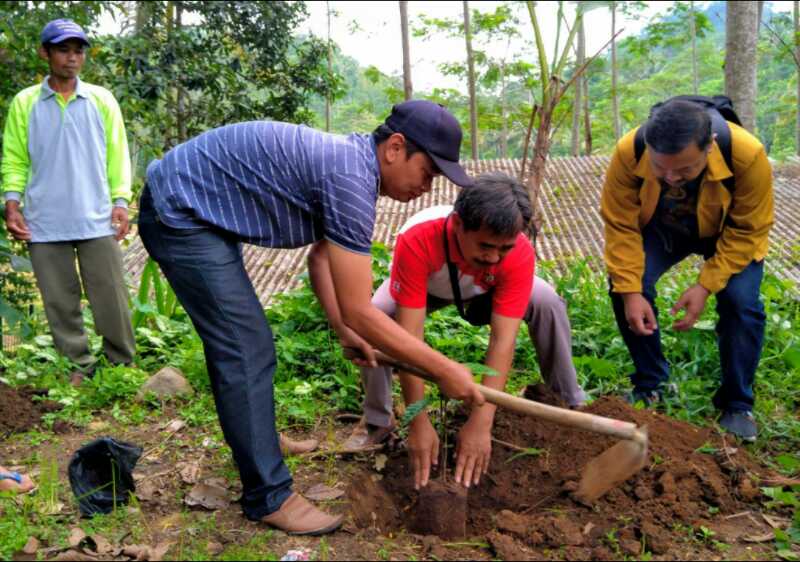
[138,186,292,520]
[609,221,766,413]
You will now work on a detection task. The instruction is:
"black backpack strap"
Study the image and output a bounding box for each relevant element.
[633,126,646,188]
[709,110,735,192]
[634,126,646,163]
[443,216,467,320]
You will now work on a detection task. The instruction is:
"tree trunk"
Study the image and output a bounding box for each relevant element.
[400,1,413,101]
[135,1,152,31]
[725,1,760,132]
[325,1,333,131]
[463,0,479,161]
[795,0,799,155]
[500,61,508,158]
[690,0,698,95]
[571,15,585,157]
[610,0,621,141]
[528,103,553,235]
[583,47,591,154]
[175,2,186,144]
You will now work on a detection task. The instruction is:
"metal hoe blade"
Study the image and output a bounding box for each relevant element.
[575,426,649,503]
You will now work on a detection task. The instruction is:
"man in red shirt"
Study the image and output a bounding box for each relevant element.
[342,172,586,489]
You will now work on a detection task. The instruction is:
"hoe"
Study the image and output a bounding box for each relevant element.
[344,347,649,504]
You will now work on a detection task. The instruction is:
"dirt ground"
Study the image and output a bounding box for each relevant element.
[0,383,792,561]
[0,382,66,437]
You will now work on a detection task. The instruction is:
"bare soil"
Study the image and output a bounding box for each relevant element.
[0,382,63,436]
[347,385,788,560]
[0,385,790,560]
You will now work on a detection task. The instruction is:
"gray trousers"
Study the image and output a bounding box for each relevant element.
[360,276,587,427]
[28,236,135,368]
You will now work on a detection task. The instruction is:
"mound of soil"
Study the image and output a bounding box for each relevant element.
[348,385,779,559]
[0,382,62,436]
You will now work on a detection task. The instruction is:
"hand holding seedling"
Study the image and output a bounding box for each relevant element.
[670,283,710,331]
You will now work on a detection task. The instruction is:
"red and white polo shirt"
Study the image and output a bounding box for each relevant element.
[389,205,535,319]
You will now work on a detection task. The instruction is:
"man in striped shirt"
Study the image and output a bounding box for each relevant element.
[139,100,483,535]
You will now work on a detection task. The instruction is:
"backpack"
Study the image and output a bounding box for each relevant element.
[634,95,740,193]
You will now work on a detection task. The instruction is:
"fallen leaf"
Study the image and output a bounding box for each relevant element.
[742,531,775,543]
[184,483,229,510]
[763,513,791,529]
[87,421,110,432]
[149,541,172,561]
[164,419,186,433]
[87,534,115,556]
[68,528,88,548]
[374,454,388,472]
[52,550,99,561]
[178,462,201,485]
[156,513,183,531]
[582,522,595,536]
[136,479,159,502]
[22,536,39,555]
[204,477,228,489]
[41,501,65,515]
[207,541,224,556]
[305,483,344,501]
[121,545,147,559]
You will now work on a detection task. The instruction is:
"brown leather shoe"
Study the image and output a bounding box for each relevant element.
[261,493,343,535]
[279,433,319,456]
[340,417,395,452]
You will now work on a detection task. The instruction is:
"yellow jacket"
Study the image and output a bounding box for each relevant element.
[601,123,774,295]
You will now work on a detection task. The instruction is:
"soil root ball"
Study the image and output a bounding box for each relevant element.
[409,480,467,540]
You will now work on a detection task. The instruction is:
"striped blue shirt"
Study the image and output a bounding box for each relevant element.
[145,121,381,254]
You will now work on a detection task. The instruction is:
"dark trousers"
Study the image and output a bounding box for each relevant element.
[138,186,292,520]
[610,221,766,413]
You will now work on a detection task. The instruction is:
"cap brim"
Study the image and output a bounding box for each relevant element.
[429,153,474,187]
[48,33,90,46]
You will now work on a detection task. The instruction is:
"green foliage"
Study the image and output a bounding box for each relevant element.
[506,447,546,463]
[400,396,432,427]
[131,258,179,329]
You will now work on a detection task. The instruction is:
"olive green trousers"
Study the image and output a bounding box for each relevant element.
[28,236,135,369]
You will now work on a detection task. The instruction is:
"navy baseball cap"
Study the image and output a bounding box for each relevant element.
[385,100,474,187]
[41,19,90,47]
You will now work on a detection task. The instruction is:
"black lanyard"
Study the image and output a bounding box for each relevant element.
[443,215,468,320]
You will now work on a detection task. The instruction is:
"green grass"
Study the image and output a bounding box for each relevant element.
[0,252,798,558]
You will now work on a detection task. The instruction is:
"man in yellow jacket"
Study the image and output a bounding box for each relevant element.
[601,98,773,441]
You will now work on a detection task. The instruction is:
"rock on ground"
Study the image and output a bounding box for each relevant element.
[138,367,194,400]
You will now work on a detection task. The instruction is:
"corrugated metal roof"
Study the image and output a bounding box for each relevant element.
[123,156,800,305]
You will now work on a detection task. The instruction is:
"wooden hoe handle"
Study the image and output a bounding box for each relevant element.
[344,347,645,444]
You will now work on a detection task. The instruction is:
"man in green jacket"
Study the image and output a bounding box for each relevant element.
[2,19,135,382]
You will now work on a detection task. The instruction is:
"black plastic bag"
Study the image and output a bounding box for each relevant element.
[68,437,142,516]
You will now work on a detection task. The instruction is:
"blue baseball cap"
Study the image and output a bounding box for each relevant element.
[41,19,90,47]
[385,100,474,187]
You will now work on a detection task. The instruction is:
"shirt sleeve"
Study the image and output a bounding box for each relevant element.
[1,93,31,197]
[389,231,432,309]
[319,172,377,255]
[698,146,774,293]
[600,138,647,293]
[96,90,132,203]
[492,235,535,318]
